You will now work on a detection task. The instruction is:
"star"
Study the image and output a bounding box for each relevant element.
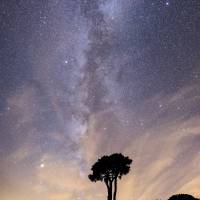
[140,122,144,127]
[166,1,169,6]
[40,163,45,168]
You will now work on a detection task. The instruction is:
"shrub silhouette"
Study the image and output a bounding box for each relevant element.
[88,153,132,200]
[168,194,199,200]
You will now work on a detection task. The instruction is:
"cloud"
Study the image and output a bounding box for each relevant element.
[33,153,105,200]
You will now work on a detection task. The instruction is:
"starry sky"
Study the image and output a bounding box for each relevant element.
[0,1,200,200]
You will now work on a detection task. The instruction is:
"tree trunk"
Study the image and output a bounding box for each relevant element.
[113,178,117,200]
[109,180,113,200]
[106,180,112,200]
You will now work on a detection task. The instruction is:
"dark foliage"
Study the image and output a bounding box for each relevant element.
[89,153,132,182]
[168,194,199,200]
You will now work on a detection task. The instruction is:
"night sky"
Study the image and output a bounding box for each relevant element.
[0,1,200,200]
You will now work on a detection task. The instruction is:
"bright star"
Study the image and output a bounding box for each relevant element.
[40,163,45,168]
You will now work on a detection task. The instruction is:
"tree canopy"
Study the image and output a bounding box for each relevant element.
[168,194,199,200]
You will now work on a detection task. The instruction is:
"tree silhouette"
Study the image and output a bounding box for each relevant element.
[168,194,199,200]
[88,153,132,200]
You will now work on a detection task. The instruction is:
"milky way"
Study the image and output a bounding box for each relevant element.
[0,1,200,200]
